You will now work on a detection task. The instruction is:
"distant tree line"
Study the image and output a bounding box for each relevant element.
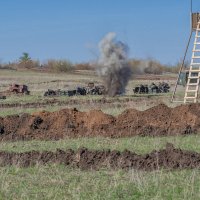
[129,58,188,75]
[0,52,187,74]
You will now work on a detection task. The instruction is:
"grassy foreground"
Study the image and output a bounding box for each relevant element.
[0,166,199,200]
[0,135,200,200]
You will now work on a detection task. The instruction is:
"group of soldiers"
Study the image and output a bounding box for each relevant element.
[44,83,106,97]
[133,82,170,94]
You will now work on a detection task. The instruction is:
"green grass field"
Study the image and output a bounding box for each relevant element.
[0,135,199,200]
[0,135,200,154]
[0,136,200,200]
[0,166,199,200]
[0,69,197,200]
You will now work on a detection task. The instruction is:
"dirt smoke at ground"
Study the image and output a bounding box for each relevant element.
[0,143,200,171]
[1,103,200,141]
[97,32,131,96]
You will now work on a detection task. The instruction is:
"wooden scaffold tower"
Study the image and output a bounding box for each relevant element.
[171,0,200,103]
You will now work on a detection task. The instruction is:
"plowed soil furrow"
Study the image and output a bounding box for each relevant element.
[0,144,199,170]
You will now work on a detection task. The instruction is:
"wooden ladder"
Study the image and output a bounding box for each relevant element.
[184,20,200,103]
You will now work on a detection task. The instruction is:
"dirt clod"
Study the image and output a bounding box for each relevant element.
[0,125,4,135]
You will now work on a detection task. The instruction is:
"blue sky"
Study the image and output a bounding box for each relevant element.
[0,0,199,64]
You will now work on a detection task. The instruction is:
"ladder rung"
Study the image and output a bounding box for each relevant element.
[186,90,198,92]
[188,77,199,79]
[192,56,200,59]
[191,63,200,65]
[184,96,196,99]
[196,36,200,38]
[187,83,199,86]
[194,43,200,45]
[193,50,200,52]
[189,70,200,72]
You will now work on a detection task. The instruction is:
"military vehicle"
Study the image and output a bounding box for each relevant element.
[133,82,170,94]
[9,84,30,95]
[133,85,149,94]
[44,82,106,97]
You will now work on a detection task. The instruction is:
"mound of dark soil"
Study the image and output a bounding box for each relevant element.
[0,103,200,141]
[0,143,200,170]
[116,103,198,136]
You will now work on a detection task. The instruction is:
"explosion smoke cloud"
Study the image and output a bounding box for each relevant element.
[97,32,131,96]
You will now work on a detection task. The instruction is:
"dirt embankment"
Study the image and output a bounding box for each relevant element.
[0,143,200,170]
[0,103,200,141]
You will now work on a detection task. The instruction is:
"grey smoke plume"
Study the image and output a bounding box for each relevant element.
[97,32,131,97]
